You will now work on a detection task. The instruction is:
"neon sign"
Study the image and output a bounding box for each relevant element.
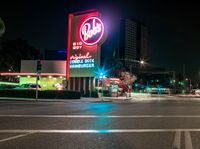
[80,17,104,46]
[68,10,106,77]
[70,52,92,60]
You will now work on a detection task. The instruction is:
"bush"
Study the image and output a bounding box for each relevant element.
[0,90,80,99]
[0,89,35,98]
[82,91,98,98]
[39,90,80,99]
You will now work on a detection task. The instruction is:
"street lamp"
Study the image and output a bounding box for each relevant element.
[140,60,145,65]
[185,78,192,93]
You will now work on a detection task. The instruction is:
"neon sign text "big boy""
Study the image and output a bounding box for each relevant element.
[80,17,104,46]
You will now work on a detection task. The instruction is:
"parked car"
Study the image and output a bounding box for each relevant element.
[145,87,171,94]
[192,89,200,95]
[16,83,41,90]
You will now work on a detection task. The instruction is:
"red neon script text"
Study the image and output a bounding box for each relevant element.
[81,18,102,41]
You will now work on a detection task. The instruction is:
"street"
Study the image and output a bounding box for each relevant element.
[0,98,200,148]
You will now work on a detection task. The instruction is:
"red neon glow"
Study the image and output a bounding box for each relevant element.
[66,14,74,80]
[0,73,65,76]
[70,52,92,60]
[80,17,104,46]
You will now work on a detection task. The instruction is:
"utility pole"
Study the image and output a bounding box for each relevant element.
[36,73,39,101]
[183,64,186,93]
[36,60,42,101]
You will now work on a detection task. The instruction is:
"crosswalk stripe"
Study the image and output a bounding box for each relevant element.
[172,131,181,149]
[0,129,199,133]
[1,115,200,118]
[185,131,193,149]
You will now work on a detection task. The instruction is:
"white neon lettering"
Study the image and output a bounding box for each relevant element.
[70,63,95,68]
[70,52,92,60]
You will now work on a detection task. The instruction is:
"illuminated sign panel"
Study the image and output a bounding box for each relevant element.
[67,10,105,77]
[80,17,104,46]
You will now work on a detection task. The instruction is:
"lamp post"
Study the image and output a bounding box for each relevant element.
[97,72,106,101]
[139,60,146,70]
[185,78,192,93]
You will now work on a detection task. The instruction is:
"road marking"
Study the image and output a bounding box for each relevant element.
[0,129,199,133]
[185,131,193,149]
[0,133,32,143]
[1,115,200,118]
[172,131,181,149]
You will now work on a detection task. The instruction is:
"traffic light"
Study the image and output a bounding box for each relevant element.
[37,60,42,73]
[99,72,106,79]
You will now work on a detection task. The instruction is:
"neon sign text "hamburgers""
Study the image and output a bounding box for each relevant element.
[80,17,104,46]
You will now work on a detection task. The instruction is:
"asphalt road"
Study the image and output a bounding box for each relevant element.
[0,98,200,149]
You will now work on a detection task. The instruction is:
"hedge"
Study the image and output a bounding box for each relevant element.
[82,91,99,98]
[0,90,81,99]
[82,90,110,98]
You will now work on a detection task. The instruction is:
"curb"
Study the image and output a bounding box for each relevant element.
[0,97,80,102]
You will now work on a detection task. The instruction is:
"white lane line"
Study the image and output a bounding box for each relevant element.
[1,115,200,118]
[0,129,199,133]
[172,131,181,149]
[185,131,193,149]
[0,133,32,143]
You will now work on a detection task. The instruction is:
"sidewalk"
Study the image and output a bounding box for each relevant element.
[1,94,200,103]
[175,94,200,98]
[81,95,174,103]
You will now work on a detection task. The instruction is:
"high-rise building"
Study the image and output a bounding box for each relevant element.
[119,19,137,61]
[137,24,148,60]
[118,19,148,73]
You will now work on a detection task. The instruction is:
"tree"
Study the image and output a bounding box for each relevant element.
[117,71,137,92]
[0,18,5,38]
[101,71,137,93]
[120,71,137,86]
[0,38,38,72]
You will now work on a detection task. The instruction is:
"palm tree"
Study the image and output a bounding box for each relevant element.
[0,18,5,38]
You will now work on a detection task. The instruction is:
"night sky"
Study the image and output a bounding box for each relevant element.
[1,0,200,79]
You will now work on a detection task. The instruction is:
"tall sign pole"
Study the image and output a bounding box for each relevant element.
[67,10,106,95]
